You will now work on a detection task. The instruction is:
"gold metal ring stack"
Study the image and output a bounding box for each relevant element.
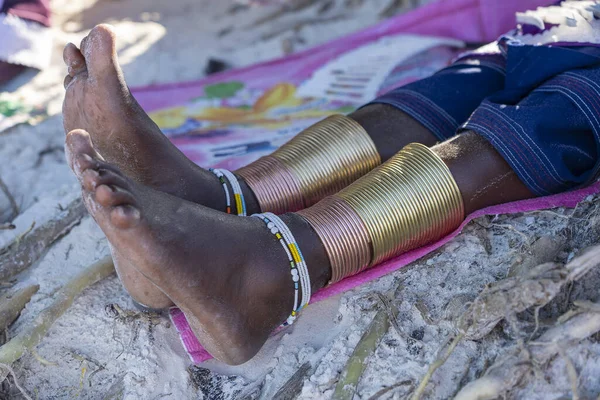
[337,143,464,267]
[237,114,380,213]
[273,115,381,206]
[299,143,464,283]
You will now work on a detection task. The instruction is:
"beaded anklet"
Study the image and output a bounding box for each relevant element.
[253,212,311,326]
[209,168,247,216]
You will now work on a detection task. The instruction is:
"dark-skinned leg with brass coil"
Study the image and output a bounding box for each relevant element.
[236,51,508,215]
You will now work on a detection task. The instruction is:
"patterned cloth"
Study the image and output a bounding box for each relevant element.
[369,1,600,196]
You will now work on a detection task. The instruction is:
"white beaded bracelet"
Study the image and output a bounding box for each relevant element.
[266,213,311,308]
[253,212,311,325]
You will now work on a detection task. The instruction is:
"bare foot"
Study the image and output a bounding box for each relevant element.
[65,129,329,364]
[62,25,225,208]
[61,25,260,308]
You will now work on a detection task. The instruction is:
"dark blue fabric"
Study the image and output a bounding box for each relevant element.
[366,53,506,141]
[366,40,600,196]
[463,44,600,196]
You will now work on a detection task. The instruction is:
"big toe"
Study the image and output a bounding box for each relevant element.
[80,24,120,78]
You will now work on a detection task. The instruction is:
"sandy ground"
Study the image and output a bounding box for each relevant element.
[1,0,600,399]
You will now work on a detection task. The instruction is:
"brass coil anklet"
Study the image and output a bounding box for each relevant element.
[297,196,372,283]
[237,114,380,214]
[299,143,465,283]
[235,157,304,215]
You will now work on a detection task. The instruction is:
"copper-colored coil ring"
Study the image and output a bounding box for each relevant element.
[337,143,464,267]
[297,196,371,283]
[237,156,304,214]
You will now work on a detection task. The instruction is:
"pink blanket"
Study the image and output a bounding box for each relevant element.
[131,0,561,363]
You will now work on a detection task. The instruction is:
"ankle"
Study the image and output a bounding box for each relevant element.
[237,175,261,214]
[280,213,331,292]
[199,168,261,215]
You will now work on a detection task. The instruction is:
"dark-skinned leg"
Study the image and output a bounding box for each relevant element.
[349,104,438,162]
[60,24,442,308]
[61,25,442,215]
[65,125,534,364]
[65,129,329,364]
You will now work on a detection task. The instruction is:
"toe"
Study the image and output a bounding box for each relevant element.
[110,205,141,229]
[63,43,86,76]
[82,169,101,191]
[95,184,136,207]
[82,168,130,191]
[65,129,103,174]
[81,24,119,78]
[64,74,73,89]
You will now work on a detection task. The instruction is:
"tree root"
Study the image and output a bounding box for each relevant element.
[0,284,39,332]
[0,362,33,400]
[410,333,464,400]
[411,244,600,399]
[454,305,600,400]
[0,256,114,365]
[333,285,404,400]
[460,244,600,341]
[273,362,312,400]
[332,310,390,400]
[0,198,86,281]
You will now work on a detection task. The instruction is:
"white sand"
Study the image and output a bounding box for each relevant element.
[2,0,600,399]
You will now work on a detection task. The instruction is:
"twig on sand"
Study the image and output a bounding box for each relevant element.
[410,334,464,400]
[0,197,86,281]
[0,176,19,221]
[0,223,15,230]
[454,305,600,400]
[333,284,404,400]
[0,256,114,365]
[367,380,413,400]
[30,348,57,367]
[410,244,600,400]
[273,362,312,400]
[558,346,580,400]
[13,221,35,252]
[332,310,390,400]
[0,284,40,332]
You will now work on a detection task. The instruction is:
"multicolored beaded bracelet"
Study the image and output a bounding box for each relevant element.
[253,212,311,326]
[219,169,247,216]
[209,168,247,216]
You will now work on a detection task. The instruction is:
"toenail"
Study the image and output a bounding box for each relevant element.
[83,169,99,180]
[84,169,99,177]
[80,154,96,165]
[130,208,141,219]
